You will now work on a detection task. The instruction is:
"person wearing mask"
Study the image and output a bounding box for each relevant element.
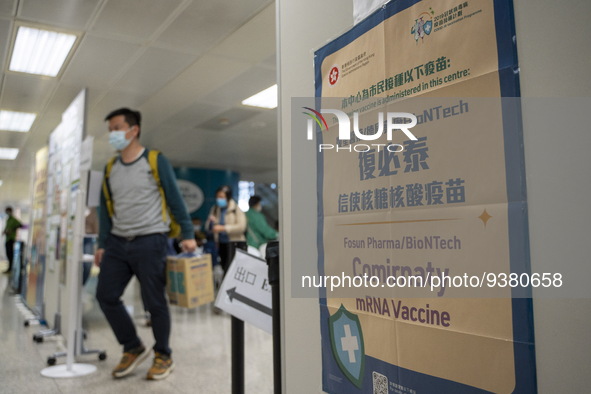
[3,206,22,274]
[245,196,278,250]
[205,186,247,273]
[94,107,196,380]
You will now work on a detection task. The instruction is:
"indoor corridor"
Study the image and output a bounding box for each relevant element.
[0,260,273,394]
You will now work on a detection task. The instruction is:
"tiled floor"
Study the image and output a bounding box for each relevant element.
[0,260,273,393]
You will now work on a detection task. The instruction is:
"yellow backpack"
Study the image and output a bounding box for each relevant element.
[101,150,181,238]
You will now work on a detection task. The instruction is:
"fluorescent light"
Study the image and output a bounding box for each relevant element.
[9,26,77,77]
[0,180,3,187]
[0,148,19,160]
[242,84,277,109]
[0,110,37,132]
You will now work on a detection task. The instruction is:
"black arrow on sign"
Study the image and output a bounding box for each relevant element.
[226,287,272,316]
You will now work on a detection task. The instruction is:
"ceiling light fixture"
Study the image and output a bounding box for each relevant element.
[0,110,37,132]
[0,148,19,160]
[242,84,278,109]
[9,26,77,77]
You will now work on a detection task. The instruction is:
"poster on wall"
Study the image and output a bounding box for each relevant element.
[25,146,49,315]
[42,89,86,328]
[173,167,240,220]
[312,0,536,393]
[52,90,85,285]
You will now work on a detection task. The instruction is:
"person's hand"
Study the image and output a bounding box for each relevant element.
[212,224,225,233]
[208,215,217,224]
[180,239,197,253]
[94,248,105,267]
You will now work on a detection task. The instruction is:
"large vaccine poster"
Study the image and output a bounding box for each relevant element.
[313,0,536,392]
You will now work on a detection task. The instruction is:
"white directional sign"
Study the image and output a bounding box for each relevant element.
[215,249,272,333]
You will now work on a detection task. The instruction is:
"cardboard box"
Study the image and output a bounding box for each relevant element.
[166,254,214,308]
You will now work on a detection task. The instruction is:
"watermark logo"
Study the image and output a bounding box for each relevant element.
[329,305,365,388]
[411,8,434,42]
[303,107,418,152]
[302,106,328,138]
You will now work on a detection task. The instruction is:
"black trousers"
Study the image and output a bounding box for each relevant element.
[5,240,15,271]
[218,241,247,273]
[96,233,171,355]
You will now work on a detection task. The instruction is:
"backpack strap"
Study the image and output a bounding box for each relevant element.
[102,156,118,217]
[148,150,168,223]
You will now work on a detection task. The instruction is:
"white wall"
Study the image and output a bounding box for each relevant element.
[276,0,352,392]
[277,0,591,392]
[514,0,591,392]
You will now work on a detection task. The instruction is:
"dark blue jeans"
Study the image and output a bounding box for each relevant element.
[96,233,171,355]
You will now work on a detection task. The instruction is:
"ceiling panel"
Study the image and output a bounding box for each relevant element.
[140,53,252,127]
[18,0,100,30]
[161,100,227,130]
[0,73,57,111]
[197,107,260,131]
[241,109,277,137]
[167,117,277,168]
[192,133,275,170]
[155,0,270,55]
[202,65,276,107]
[210,3,275,64]
[0,130,27,147]
[90,0,184,43]
[115,47,196,96]
[155,9,237,55]
[156,129,244,169]
[221,114,278,150]
[60,35,141,89]
[184,0,270,18]
[0,0,16,17]
[0,17,12,74]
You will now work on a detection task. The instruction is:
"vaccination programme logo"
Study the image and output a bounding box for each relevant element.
[410,8,434,42]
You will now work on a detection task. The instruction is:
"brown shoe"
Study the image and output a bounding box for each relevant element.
[146,352,175,380]
[112,345,150,378]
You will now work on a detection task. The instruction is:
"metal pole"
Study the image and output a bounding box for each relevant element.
[231,316,245,394]
[266,241,281,394]
[230,241,247,394]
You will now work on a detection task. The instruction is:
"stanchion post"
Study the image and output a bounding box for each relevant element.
[231,316,245,394]
[266,241,281,394]
[230,241,247,394]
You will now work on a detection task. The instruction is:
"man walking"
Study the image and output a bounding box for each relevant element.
[95,108,196,380]
[3,206,22,274]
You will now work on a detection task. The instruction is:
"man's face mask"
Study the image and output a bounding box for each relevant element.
[109,129,132,151]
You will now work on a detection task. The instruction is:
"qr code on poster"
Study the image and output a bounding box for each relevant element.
[372,371,388,394]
